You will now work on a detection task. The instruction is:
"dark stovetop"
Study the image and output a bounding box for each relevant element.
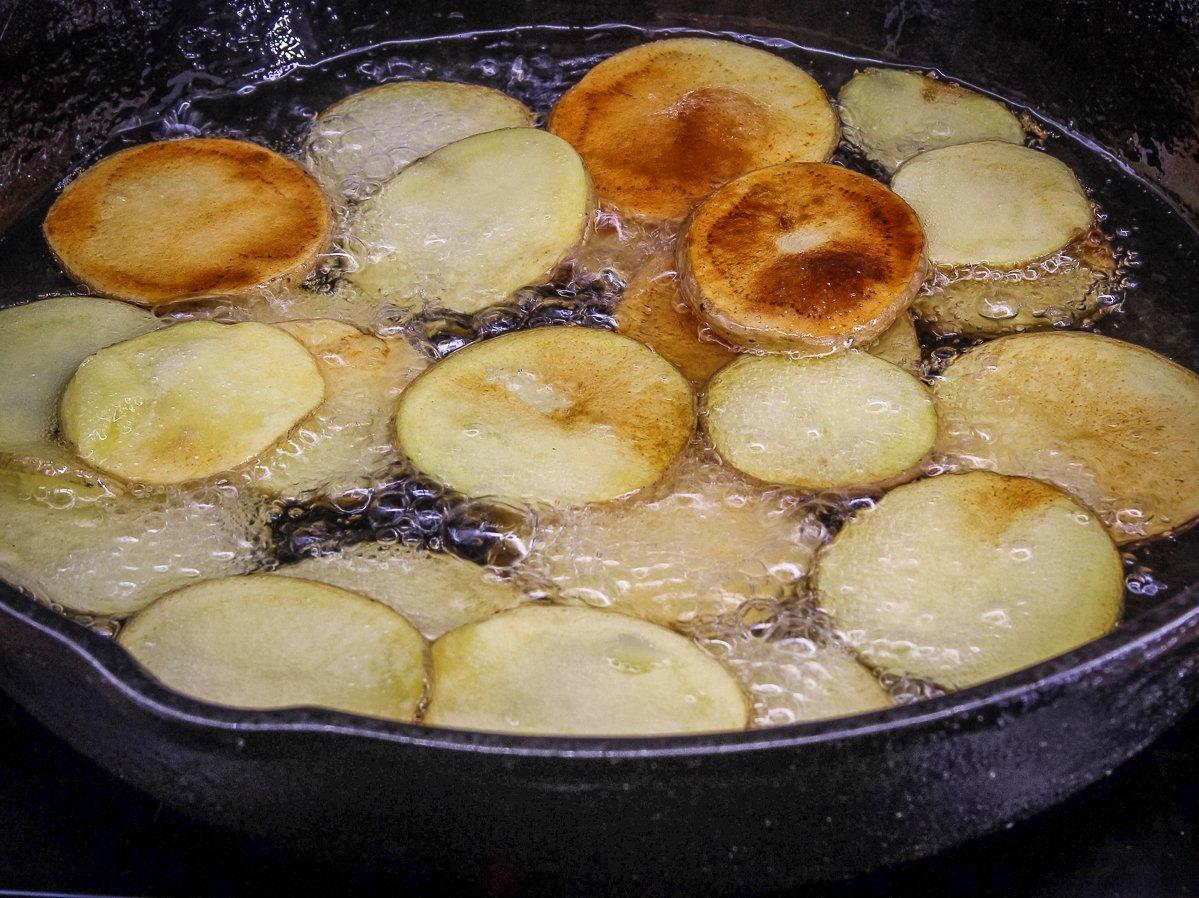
[0,690,1195,897]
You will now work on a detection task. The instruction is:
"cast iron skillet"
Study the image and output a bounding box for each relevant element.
[1,1,1197,892]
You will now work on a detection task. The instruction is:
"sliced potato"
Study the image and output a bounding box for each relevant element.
[838,68,1024,173]
[395,327,695,506]
[119,575,425,720]
[426,604,749,735]
[816,471,1123,689]
[933,331,1199,542]
[913,233,1115,337]
[550,37,838,220]
[519,449,819,626]
[61,321,325,485]
[350,128,593,313]
[891,141,1093,267]
[0,470,261,617]
[615,259,737,388]
[867,311,922,374]
[306,80,535,198]
[278,542,527,639]
[705,352,937,490]
[43,138,330,306]
[249,319,425,498]
[678,162,926,352]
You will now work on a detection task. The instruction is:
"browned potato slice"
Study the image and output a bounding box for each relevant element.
[678,163,926,352]
[550,38,838,220]
[43,139,330,306]
[933,331,1199,542]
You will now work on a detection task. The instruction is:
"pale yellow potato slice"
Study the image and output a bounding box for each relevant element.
[816,471,1123,689]
[838,68,1024,173]
[867,311,922,374]
[60,320,325,485]
[278,542,528,639]
[306,80,535,198]
[933,331,1199,542]
[0,469,261,617]
[518,449,819,626]
[119,575,425,720]
[425,605,749,735]
[678,163,926,352]
[350,128,593,313]
[891,141,1093,267]
[705,352,937,490]
[550,37,838,220]
[395,327,695,506]
[249,319,425,497]
[43,138,330,306]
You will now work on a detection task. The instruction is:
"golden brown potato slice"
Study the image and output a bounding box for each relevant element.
[43,138,330,306]
[61,321,325,485]
[933,331,1199,542]
[816,471,1123,689]
[119,575,425,720]
[550,37,839,220]
[395,327,695,506]
[425,605,749,735]
[678,163,926,352]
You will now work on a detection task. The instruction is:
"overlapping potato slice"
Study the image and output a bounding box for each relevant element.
[395,327,695,506]
[0,296,160,482]
[933,332,1199,542]
[350,128,593,313]
[518,449,819,626]
[679,163,926,352]
[891,141,1093,267]
[816,471,1123,689]
[425,605,749,735]
[838,68,1024,173]
[550,37,838,220]
[43,138,330,306]
[278,542,528,639]
[0,469,261,617]
[306,80,535,198]
[867,311,923,374]
[705,352,937,491]
[249,319,425,498]
[61,321,325,485]
[119,575,425,719]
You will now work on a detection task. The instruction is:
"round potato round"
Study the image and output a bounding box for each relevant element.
[933,331,1199,543]
[816,471,1123,689]
[679,162,926,353]
[891,141,1093,267]
[119,575,426,720]
[425,604,749,735]
[61,321,325,485]
[395,327,695,506]
[705,352,937,490]
[43,138,330,306]
[550,37,839,220]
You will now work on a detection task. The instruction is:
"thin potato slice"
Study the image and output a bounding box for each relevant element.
[43,138,330,305]
[306,80,535,198]
[679,163,925,352]
[350,128,593,313]
[816,471,1123,689]
[550,37,838,220]
[933,331,1199,542]
[119,575,425,720]
[891,141,1093,267]
[425,605,749,735]
[867,311,922,374]
[279,542,528,639]
[250,319,425,497]
[61,321,325,485]
[705,352,937,490]
[519,449,819,626]
[395,327,695,506]
[838,68,1024,173]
